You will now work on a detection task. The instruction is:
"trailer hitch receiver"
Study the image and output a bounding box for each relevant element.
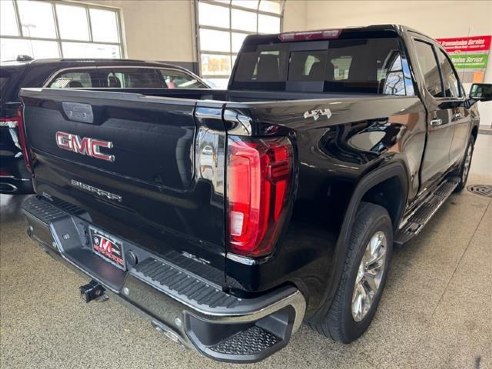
[80,280,107,303]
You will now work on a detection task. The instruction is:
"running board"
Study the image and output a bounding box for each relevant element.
[395,178,459,245]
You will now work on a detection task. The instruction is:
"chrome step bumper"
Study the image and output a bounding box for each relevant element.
[22,196,306,363]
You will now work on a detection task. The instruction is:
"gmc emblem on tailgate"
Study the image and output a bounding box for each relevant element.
[55,131,115,162]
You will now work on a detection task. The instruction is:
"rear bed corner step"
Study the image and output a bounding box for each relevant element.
[208,326,281,356]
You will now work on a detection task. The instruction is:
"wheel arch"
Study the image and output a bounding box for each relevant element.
[360,175,407,230]
[317,161,409,315]
[339,161,409,249]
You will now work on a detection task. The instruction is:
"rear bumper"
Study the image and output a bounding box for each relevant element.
[22,196,306,363]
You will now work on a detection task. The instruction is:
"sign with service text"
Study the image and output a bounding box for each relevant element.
[436,35,491,83]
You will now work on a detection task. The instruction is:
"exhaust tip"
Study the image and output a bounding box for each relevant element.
[0,183,18,193]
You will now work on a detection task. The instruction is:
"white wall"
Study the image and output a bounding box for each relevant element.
[71,0,492,127]
[73,0,195,63]
[283,0,307,31]
[287,0,492,127]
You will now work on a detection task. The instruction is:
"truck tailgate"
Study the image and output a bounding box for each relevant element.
[21,88,226,279]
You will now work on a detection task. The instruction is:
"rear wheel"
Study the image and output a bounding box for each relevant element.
[454,136,475,193]
[310,202,393,343]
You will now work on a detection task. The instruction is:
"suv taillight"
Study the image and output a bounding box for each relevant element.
[227,136,293,258]
[0,107,32,173]
[0,115,19,128]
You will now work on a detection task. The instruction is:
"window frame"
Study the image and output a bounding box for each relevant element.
[0,0,125,60]
[195,0,284,85]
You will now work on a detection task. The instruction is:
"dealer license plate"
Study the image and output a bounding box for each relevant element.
[90,227,125,270]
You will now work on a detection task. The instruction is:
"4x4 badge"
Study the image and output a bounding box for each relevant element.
[304,108,332,121]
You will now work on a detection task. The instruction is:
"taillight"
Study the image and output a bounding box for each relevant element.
[278,29,341,42]
[0,117,19,128]
[227,136,293,257]
[16,107,33,172]
[1,107,32,173]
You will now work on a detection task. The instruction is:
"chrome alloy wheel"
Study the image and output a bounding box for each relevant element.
[351,231,387,322]
[462,144,473,183]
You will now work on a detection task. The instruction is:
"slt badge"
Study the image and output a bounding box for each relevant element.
[304,108,332,121]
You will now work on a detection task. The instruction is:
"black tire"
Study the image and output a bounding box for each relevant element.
[309,202,393,343]
[454,136,475,193]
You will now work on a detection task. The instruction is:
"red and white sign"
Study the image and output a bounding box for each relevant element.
[436,35,491,53]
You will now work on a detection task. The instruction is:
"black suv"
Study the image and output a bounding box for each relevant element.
[0,58,209,194]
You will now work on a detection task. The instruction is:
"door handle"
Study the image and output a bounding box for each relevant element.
[453,112,463,120]
[430,118,443,127]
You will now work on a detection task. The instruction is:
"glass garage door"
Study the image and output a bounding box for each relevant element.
[0,0,124,61]
[196,0,284,89]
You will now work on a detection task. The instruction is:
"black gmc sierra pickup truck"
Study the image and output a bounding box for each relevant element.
[19,25,492,363]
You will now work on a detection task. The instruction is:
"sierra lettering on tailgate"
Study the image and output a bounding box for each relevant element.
[55,131,115,162]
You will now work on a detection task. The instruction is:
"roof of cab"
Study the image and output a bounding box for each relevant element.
[0,58,191,71]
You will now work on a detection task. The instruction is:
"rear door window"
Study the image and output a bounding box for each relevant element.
[436,49,461,98]
[98,68,206,88]
[48,71,93,88]
[47,67,207,89]
[48,68,167,88]
[159,69,207,88]
[232,36,410,94]
[103,68,166,88]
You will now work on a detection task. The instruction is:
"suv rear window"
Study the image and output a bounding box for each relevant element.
[0,75,9,91]
[232,36,413,95]
[0,68,17,103]
[49,72,92,88]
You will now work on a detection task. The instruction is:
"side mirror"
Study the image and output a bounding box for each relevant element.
[469,83,492,102]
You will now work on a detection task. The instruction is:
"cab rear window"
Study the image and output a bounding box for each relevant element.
[232,36,413,95]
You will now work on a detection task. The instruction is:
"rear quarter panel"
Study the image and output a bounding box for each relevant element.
[224,95,426,314]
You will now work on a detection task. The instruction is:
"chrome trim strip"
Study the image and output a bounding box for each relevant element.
[225,252,258,265]
[223,109,252,136]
